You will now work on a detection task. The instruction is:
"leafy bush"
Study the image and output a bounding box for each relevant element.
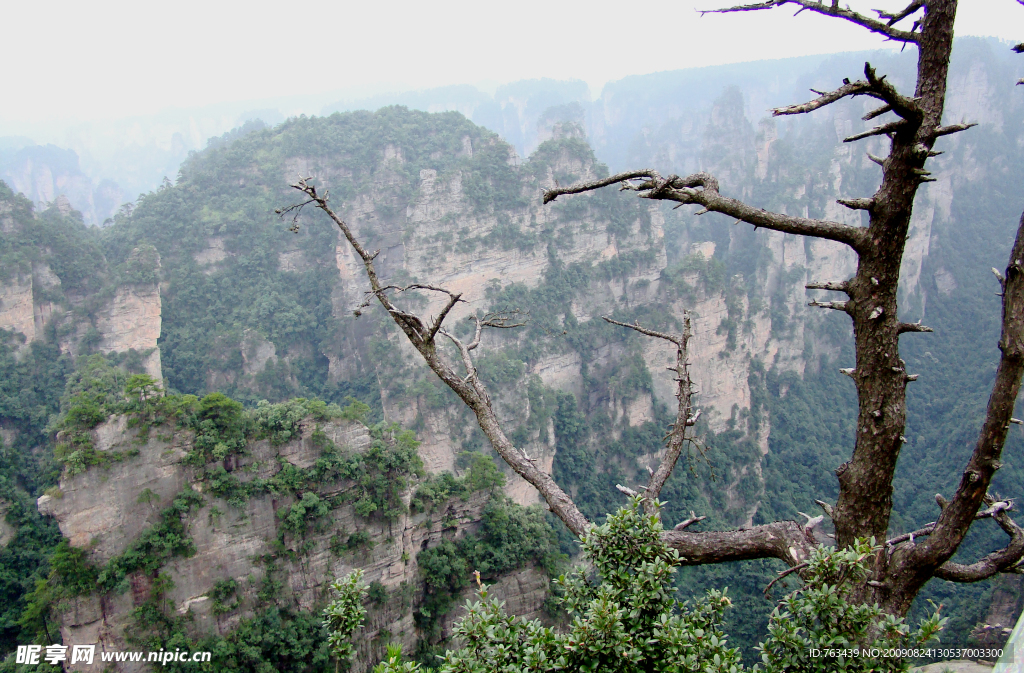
[411,452,505,513]
[331,499,944,673]
[278,492,331,538]
[323,570,368,665]
[756,540,945,672]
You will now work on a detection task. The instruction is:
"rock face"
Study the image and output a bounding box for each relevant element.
[0,268,164,381]
[94,286,163,380]
[39,415,548,672]
[0,274,35,344]
[0,499,14,548]
[0,187,164,381]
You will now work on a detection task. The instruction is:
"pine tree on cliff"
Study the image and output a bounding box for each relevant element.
[282,0,1024,618]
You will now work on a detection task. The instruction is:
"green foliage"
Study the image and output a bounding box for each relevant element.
[0,181,108,294]
[342,424,424,522]
[208,578,239,615]
[368,580,387,606]
[372,644,422,673]
[2,521,63,649]
[415,496,563,644]
[410,452,505,513]
[755,541,946,672]
[339,397,372,423]
[0,327,68,656]
[188,392,247,463]
[278,492,330,538]
[117,244,160,286]
[251,397,343,445]
[0,330,70,464]
[126,589,334,673]
[323,570,368,665]
[124,374,162,411]
[52,355,153,475]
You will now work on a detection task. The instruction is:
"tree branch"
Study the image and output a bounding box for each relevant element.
[897,321,934,334]
[808,300,849,312]
[933,505,1024,583]
[425,289,464,344]
[932,122,978,139]
[603,314,696,515]
[673,511,707,531]
[874,1,924,28]
[772,63,921,123]
[663,520,816,566]
[837,197,875,211]
[544,170,866,250]
[541,169,657,204]
[764,562,809,598]
[700,1,919,43]
[844,119,910,143]
[772,80,875,116]
[885,499,1015,549]
[806,280,849,293]
[908,212,1024,573]
[284,178,591,538]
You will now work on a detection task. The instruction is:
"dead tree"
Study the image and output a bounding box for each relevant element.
[285,0,1024,617]
[542,0,1024,615]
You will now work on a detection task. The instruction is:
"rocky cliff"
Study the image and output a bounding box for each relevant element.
[37,407,553,672]
[0,187,163,387]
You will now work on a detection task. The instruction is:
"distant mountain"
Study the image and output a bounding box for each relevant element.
[0,142,123,226]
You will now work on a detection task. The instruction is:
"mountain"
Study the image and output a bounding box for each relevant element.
[1,36,1022,667]
[0,142,125,226]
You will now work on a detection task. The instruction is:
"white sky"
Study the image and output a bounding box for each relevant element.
[2,0,1023,127]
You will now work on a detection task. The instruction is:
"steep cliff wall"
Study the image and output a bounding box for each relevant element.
[37,407,553,672]
[0,185,163,382]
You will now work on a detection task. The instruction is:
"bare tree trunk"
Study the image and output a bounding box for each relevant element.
[832,0,957,552]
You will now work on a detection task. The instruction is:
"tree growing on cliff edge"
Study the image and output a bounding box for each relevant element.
[283,0,1024,618]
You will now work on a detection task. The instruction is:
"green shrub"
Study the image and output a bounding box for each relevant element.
[333,499,945,673]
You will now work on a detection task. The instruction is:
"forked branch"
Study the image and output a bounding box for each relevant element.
[284,178,591,537]
[603,314,697,515]
[773,63,922,123]
[900,213,1024,577]
[934,499,1024,583]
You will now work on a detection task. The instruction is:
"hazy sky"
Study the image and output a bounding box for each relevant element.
[3,0,1023,127]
